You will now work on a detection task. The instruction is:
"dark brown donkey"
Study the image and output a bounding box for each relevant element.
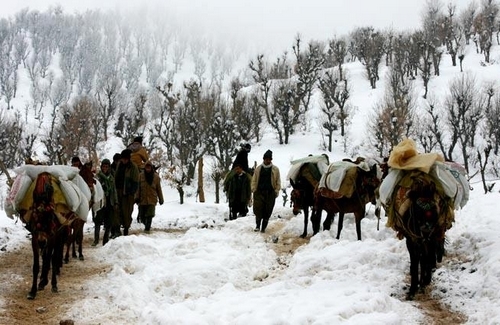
[387,170,452,300]
[311,161,381,240]
[65,163,94,263]
[290,162,333,238]
[23,172,72,299]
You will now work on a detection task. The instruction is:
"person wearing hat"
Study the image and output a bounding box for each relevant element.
[223,142,252,211]
[71,156,83,169]
[128,136,149,170]
[93,159,118,245]
[135,161,164,232]
[251,149,281,233]
[114,149,140,236]
[231,142,252,173]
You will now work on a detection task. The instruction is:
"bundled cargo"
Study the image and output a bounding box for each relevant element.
[4,165,93,222]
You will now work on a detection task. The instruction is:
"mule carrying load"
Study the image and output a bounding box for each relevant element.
[5,165,95,222]
[378,139,469,300]
[311,157,381,240]
[3,164,102,299]
[287,154,329,238]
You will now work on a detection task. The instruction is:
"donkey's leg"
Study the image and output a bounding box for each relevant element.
[51,247,59,293]
[28,239,40,300]
[71,238,77,258]
[77,229,84,261]
[354,210,364,241]
[311,209,321,235]
[334,213,344,239]
[38,247,52,291]
[301,208,308,238]
[64,229,72,263]
[405,238,420,300]
[421,240,437,289]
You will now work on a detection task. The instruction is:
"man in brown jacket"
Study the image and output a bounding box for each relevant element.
[251,150,281,233]
[128,136,149,170]
[135,161,164,232]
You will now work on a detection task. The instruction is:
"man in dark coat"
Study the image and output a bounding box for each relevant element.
[224,142,252,194]
[114,149,139,236]
[226,164,251,220]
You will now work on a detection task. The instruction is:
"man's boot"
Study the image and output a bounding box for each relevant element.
[103,227,110,245]
[254,217,261,232]
[92,225,100,246]
[261,219,268,233]
[145,216,152,232]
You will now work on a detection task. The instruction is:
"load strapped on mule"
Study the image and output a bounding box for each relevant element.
[378,138,470,239]
[286,154,330,238]
[4,165,96,224]
[287,154,329,188]
[317,156,382,200]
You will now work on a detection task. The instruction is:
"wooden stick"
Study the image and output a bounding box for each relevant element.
[0,159,13,187]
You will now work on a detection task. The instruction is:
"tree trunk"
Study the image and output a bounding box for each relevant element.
[214,174,221,204]
[328,130,333,152]
[177,185,184,204]
[198,158,205,203]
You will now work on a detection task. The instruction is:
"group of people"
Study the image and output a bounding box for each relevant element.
[225,143,281,233]
[69,139,278,245]
[72,136,164,246]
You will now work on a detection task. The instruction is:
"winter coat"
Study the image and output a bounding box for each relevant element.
[226,171,251,205]
[128,142,149,169]
[97,170,118,206]
[114,161,140,196]
[251,163,281,197]
[136,170,164,206]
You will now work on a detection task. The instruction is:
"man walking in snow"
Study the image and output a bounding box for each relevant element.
[251,150,281,233]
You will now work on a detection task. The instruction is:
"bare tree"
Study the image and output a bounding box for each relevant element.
[206,98,242,204]
[350,26,386,89]
[443,3,464,67]
[459,1,477,45]
[41,73,71,163]
[473,0,499,63]
[0,110,25,168]
[249,54,272,138]
[483,84,500,154]
[444,74,485,173]
[95,72,123,141]
[369,69,415,155]
[419,98,449,158]
[292,35,325,112]
[269,52,292,80]
[155,80,211,186]
[55,96,100,163]
[114,91,147,147]
[324,36,348,80]
[476,141,493,193]
[421,0,446,76]
[193,53,207,84]
[229,77,261,143]
[317,69,351,151]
